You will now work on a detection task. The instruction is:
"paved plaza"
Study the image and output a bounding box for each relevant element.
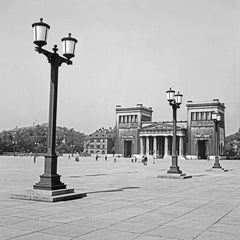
[0,155,240,240]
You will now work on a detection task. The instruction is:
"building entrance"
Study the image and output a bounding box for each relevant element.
[124,140,132,158]
[198,140,207,159]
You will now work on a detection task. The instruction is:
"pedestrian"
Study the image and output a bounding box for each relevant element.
[68,154,71,159]
[114,155,116,163]
[131,156,134,163]
[144,155,148,165]
[33,154,37,163]
[142,155,147,165]
[105,154,107,161]
[135,156,137,163]
[96,154,98,161]
[75,152,80,162]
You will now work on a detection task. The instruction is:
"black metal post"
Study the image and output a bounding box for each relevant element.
[167,104,182,174]
[34,45,72,190]
[13,142,16,156]
[212,120,222,169]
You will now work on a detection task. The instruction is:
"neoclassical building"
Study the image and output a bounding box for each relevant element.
[115,99,225,159]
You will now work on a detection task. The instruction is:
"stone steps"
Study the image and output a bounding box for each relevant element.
[11,188,87,202]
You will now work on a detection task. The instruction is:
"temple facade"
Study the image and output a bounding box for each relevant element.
[115,99,225,159]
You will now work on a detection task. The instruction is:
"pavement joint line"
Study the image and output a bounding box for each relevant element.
[192,202,240,240]
[6,221,64,240]
[131,190,236,235]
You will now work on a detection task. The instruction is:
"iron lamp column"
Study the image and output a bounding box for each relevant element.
[166,88,183,174]
[32,18,77,190]
[212,112,222,169]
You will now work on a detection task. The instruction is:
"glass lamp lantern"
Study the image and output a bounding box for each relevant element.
[61,33,77,59]
[174,92,183,105]
[166,88,175,101]
[217,114,221,121]
[32,18,50,47]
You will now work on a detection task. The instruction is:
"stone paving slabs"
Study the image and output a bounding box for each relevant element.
[1,156,240,239]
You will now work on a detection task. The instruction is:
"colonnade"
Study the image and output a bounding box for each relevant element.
[140,135,184,158]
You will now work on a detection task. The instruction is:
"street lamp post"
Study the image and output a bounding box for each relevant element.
[166,88,183,174]
[212,112,222,169]
[11,19,86,201]
[32,18,77,190]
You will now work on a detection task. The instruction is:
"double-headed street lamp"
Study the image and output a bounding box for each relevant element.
[32,18,77,190]
[212,112,222,169]
[166,88,183,174]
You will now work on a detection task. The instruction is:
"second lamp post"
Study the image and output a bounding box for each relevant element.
[166,88,183,174]
[212,112,222,169]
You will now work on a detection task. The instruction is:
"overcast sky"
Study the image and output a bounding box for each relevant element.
[0,0,239,135]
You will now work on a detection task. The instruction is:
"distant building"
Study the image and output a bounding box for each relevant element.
[84,127,115,155]
[115,100,225,159]
[186,99,225,159]
[115,104,153,158]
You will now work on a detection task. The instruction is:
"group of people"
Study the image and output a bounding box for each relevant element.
[95,154,108,161]
[34,153,152,166]
[70,153,151,165]
[131,155,148,165]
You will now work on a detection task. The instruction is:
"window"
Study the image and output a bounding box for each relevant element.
[196,112,201,120]
[90,139,94,143]
[202,112,206,120]
[96,139,100,143]
[206,112,211,120]
[191,112,196,121]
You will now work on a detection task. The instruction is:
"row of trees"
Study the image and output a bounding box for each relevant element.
[225,129,240,159]
[0,124,85,155]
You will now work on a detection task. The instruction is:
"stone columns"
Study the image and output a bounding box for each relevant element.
[146,137,149,156]
[164,136,169,157]
[153,136,157,158]
[140,137,144,156]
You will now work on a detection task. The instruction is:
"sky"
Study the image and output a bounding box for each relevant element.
[0,0,239,135]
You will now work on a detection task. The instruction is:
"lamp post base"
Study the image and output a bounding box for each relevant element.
[11,188,87,202]
[212,158,222,169]
[158,173,192,179]
[33,174,66,191]
[212,163,222,169]
[33,154,66,191]
[167,166,182,174]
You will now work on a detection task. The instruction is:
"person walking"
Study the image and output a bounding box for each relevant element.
[96,154,98,161]
[75,152,80,162]
[33,155,37,163]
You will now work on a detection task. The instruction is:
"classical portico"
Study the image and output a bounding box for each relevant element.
[139,122,186,159]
